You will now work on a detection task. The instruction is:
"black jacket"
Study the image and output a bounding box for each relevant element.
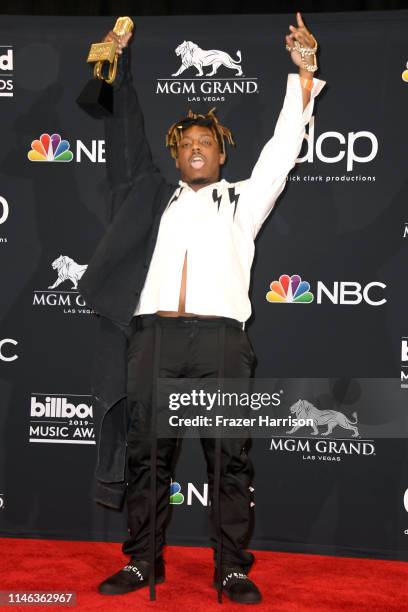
[77,48,179,509]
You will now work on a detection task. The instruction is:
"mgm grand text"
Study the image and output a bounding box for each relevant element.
[156,80,259,99]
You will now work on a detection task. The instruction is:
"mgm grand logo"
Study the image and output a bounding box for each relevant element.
[32,255,95,315]
[156,40,259,101]
[270,399,375,462]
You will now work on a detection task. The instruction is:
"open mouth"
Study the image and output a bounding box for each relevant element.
[190,155,205,170]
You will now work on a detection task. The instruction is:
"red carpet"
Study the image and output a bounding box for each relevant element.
[0,538,408,611]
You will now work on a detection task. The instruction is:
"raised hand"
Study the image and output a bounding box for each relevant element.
[285,12,318,73]
[103,30,133,55]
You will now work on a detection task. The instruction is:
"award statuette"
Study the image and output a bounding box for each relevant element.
[76,17,134,118]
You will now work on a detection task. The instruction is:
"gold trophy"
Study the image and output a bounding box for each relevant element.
[77,17,134,118]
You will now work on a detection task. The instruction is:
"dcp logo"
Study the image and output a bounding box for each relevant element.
[297,116,378,171]
[0,196,9,224]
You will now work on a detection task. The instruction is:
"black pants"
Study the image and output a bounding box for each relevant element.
[121,313,256,570]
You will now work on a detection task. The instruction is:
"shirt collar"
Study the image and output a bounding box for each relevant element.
[178,178,227,192]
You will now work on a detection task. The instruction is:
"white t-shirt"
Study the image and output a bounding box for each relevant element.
[133,73,326,324]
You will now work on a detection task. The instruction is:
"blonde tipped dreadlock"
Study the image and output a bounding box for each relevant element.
[165,107,235,160]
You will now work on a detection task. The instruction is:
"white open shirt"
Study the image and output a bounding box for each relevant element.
[133,73,326,325]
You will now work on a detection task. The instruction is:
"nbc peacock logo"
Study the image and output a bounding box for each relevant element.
[266,274,314,304]
[27,133,73,162]
[402,61,408,83]
[169,480,184,505]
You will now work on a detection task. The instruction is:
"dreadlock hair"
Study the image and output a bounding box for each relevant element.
[165,107,235,160]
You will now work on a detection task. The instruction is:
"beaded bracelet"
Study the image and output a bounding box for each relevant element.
[286,34,318,73]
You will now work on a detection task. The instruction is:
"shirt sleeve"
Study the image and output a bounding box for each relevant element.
[240,73,326,238]
[105,48,166,222]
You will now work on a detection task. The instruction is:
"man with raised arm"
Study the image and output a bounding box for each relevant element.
[78,12,325,604]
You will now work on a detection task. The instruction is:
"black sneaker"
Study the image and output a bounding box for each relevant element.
[98,557,165,595]
[213,566,262,604]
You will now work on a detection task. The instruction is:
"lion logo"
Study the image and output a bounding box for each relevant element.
[172,41,243,77]
[48,255,88,290]
[287,399,360,438]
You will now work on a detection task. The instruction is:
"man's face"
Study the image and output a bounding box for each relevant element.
[175,125,226,191]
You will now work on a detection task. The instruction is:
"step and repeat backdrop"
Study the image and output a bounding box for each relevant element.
[0,11,408,560]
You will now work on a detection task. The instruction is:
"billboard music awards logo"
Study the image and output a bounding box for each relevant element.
[27,133,105,163]
[269,398,376,462]
[29,394,95,444]
[0,492,4,510]
[401,338,408,389]
[266,274,387,306]
[33,255,95,315]
[0,45,13,97]
[156,40,258,101]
